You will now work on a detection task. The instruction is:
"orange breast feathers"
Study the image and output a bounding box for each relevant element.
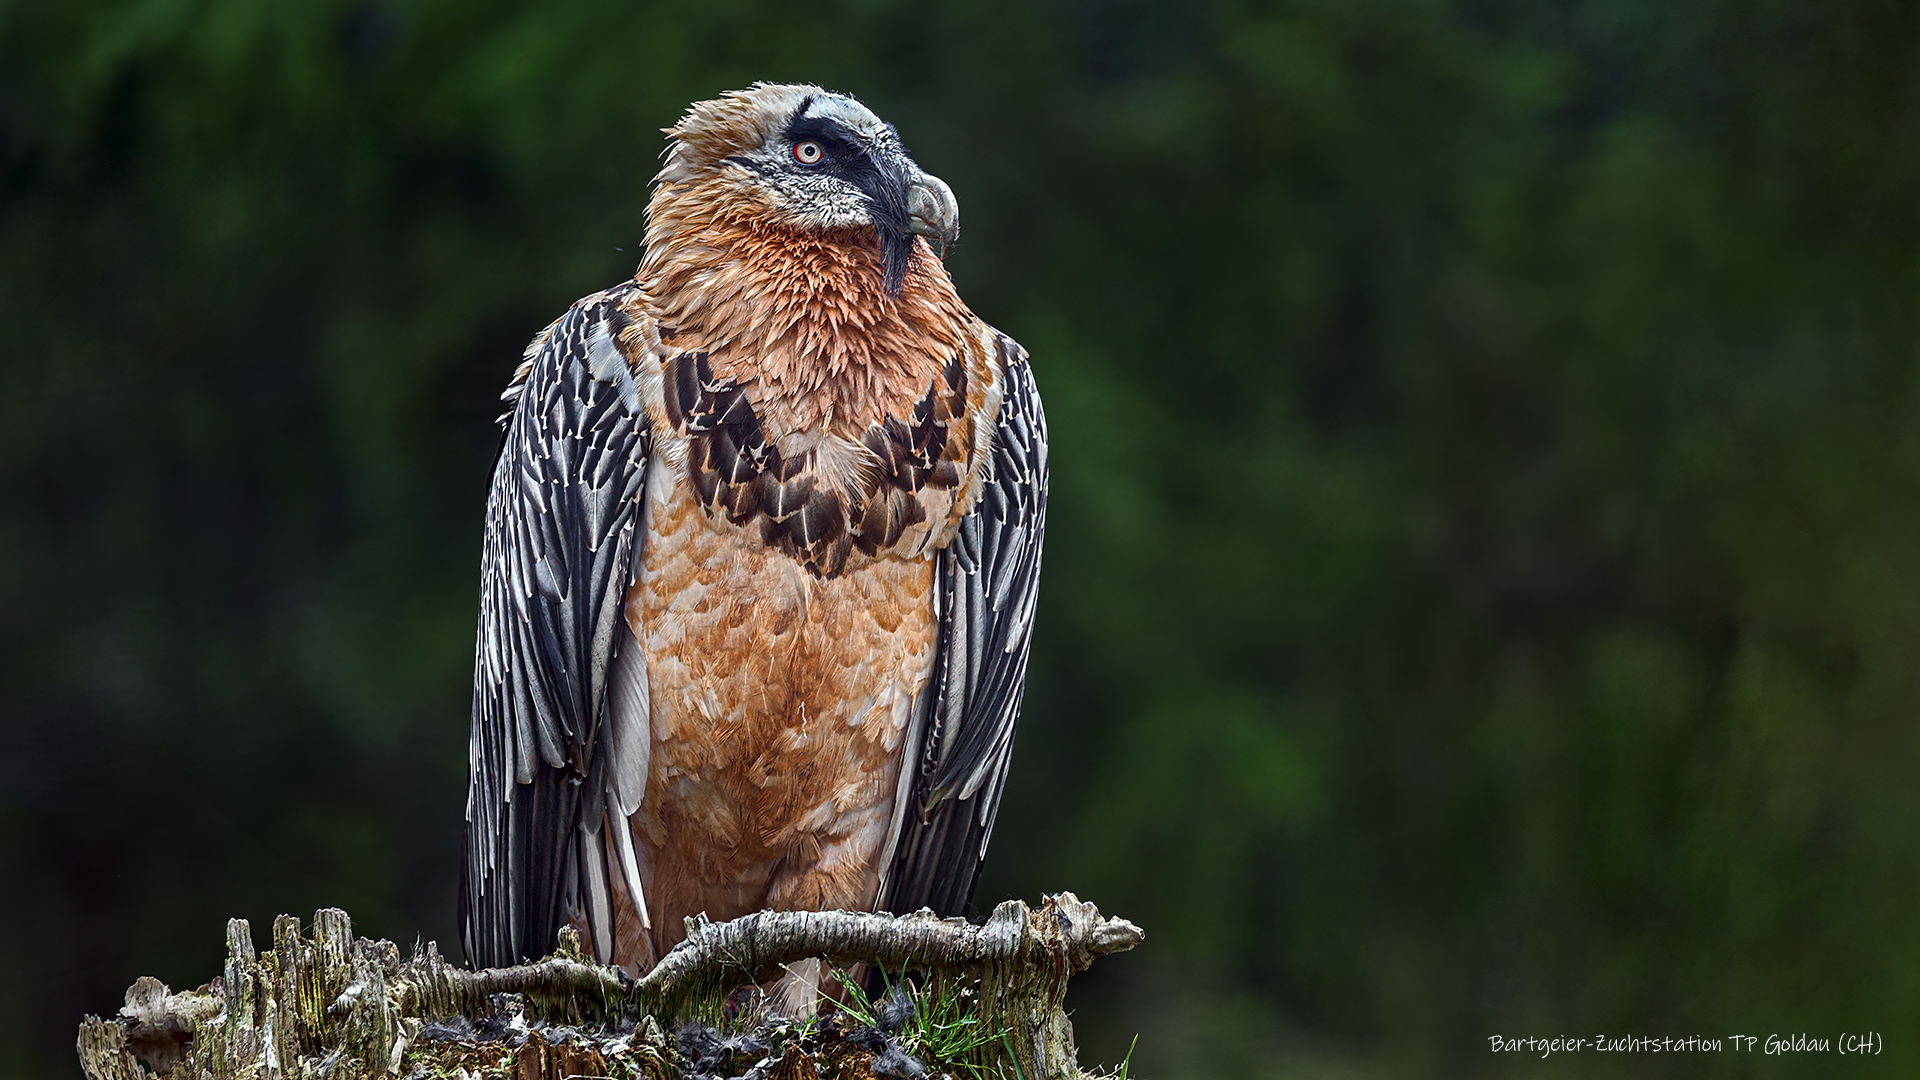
[622,474,937,964]
[592,181,1005,969]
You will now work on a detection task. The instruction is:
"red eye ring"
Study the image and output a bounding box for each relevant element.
[792,140,824,165]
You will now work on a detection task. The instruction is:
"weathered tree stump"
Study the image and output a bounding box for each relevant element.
[78,893,1143,1080]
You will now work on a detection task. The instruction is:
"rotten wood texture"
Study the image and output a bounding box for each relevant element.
[77,893,1142,1080]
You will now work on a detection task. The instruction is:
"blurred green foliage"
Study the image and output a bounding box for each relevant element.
[3,1,1918,1076]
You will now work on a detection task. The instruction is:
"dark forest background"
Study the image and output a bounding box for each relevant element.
[4,1,1919,1077]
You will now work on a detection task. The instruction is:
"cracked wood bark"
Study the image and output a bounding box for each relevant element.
[77,893,1142,1080]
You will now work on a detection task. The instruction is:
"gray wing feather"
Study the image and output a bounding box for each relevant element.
[881,334,1048,918]
[461,285,652,968]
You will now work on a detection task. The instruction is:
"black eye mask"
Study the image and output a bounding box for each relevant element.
[781,105,918,294]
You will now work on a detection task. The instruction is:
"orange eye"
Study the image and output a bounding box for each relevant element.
[792,140,824,165]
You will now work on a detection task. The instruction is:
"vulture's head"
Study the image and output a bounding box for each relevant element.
[650,83,959,294]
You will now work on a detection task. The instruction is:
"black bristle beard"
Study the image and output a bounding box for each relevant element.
[857,158,917,297]
[878,219,912,296]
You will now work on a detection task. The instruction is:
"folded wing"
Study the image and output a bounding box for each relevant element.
[880,333,1049,918]
[461,286,654,967]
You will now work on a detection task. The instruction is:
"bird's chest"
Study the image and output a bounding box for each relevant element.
[624,458,937,854]
[649,347,983,579]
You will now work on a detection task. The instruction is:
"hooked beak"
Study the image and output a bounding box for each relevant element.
[907,171,960,253]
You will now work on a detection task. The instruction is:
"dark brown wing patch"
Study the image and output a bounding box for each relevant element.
[861,355,968,492]
[853,354,969,555]
[663,351,972,577]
